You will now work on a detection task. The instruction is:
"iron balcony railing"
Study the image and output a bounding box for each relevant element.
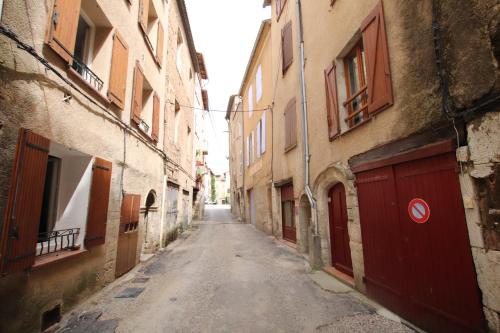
[72,58,104,91]
[53,39,104,91]
[37,228,80,256]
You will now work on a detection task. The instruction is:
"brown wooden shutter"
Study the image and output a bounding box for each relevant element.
[156,21,164,67]
[85,158,112,248]
[361,0,393,115]
[152,92,160,142]
[282,21,293,74]
[0,129,49,273]
[325,63,340,139]
[108,31,129,109]
[138,0,149,33]
[131,61,144,125]
[284,98,297,150]
[47,0,82,63]
[120,194,140,227]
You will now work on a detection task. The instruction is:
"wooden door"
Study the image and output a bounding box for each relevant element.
[116,194,140,278]
[281,184,296,243]
[328,183,353,276]
[356,151,486,333]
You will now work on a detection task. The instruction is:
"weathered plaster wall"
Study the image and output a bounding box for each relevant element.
[164,0,197,229]
[0,0,170,331]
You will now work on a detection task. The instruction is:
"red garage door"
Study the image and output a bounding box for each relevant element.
[355,146,485,333]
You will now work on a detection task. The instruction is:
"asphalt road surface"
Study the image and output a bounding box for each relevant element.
[57,205,413,333]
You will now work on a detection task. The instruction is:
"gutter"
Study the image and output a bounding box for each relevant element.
[295,0,319,236]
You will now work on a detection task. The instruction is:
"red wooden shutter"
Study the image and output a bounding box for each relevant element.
[131,61,144,125]
[0,129,49,273]
[152,92,160,142]
[361,0,393,115]
[325,63,340,138]
[282,21,293,74]
[108,31,129,109]
[85,158,113,247]
[47,0,82,63]
[138,0,149,33]
[156,21,164,67]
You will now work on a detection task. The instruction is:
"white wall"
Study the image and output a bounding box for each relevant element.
[55,156,93,247]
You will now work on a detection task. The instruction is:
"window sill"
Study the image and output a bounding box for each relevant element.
[67,67,111,107]
[284,143,297,153]
[32,249,88,271]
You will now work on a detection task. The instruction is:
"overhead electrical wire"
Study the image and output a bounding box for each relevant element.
[167,100,270,113]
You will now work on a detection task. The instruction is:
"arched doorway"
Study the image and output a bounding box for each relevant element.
[328,183,353,276]
[142,190,157,254]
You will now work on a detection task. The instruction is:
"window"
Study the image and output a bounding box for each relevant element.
[72,14,93,77]
[284,99,297,151]
[256,65,263,102]
[281,21,293,74]
[139,0,164,67]
[131,62,160,141]
[325,0,393,135]
[174,100,181,144]
[0,130,112,274]
[248,85,253,117]
[46,1,126,107]
[256,112,267,158]
[38,156,61,239]
[276,0,287,20]
[343,41,367,127]
[176,29,184,73]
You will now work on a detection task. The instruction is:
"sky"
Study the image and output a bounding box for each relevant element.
[184,0,271,175]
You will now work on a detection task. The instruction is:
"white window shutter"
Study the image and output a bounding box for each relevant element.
[248,86,253,117]
[256,65,263,102]
[246,136,250,166]
[256,121,261,158]
[261,112,266,153]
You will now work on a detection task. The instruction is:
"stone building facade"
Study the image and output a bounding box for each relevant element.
[237,20,274,233]
[226,95,245,219]
[0,0,207,332]
[228,0,500,331]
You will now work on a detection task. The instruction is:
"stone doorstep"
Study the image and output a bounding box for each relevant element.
[279,238,297,249]
[322,266,355,288]
[309,270,426,333]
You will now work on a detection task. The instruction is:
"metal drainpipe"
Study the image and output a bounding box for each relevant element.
[295,0,319,236]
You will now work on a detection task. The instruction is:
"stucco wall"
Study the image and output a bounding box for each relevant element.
[0,0,190,331]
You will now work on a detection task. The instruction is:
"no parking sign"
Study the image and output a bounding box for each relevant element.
[408,198,431,224]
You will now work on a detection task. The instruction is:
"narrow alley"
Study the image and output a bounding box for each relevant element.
[56,205,412,333]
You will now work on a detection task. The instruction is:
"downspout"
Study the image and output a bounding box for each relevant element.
[295,0,319,236]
